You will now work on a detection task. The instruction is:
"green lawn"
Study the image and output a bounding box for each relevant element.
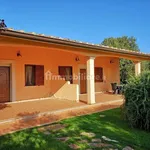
[0,108,149,150]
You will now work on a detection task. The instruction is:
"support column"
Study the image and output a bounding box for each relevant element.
[135,61,141,76]
[87,57,95,104]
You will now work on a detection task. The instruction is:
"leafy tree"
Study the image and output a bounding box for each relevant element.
[101,36,140,84]
[142,61,150,72]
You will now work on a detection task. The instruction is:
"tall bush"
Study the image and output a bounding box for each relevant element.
[123,71,150,131]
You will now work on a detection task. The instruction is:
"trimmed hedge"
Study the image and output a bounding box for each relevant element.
[123,71,150,131]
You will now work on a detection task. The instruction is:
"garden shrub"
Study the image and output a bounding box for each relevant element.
[123,71,150,131]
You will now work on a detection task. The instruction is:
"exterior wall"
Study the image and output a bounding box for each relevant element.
[95,57,120,92]
[0,45,84,101]
[0,45,120,101]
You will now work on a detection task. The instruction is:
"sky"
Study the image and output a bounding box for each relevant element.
[1,0,150,53]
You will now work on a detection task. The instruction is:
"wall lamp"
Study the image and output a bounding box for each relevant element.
[17,51,22,57]
[110,59,115,64]
[75,56,80,62]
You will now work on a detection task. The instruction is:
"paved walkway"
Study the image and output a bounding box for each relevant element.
[0,99,85,121]
[0,93,123,136]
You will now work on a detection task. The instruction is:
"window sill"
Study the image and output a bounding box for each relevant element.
[95,81,103,83]
[25,85,45,87]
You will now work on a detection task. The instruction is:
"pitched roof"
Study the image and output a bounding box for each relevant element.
[0,28,150,59]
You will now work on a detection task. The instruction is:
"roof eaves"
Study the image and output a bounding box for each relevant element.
[0,28,150,59]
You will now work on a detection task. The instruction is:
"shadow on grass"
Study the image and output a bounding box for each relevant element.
[60,108,150,150]
[0,128,71,150]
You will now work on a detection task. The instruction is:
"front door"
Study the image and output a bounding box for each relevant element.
[0,67,10,103]
[80,69,87,94]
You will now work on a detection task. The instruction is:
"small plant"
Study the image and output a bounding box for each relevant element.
[123,71,150,131]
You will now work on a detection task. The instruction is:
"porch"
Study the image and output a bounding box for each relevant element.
[0,93,123,121]
[0,93,123,135]
[80,92,122,103]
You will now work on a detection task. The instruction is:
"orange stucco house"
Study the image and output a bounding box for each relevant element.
[0,28,150,105]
